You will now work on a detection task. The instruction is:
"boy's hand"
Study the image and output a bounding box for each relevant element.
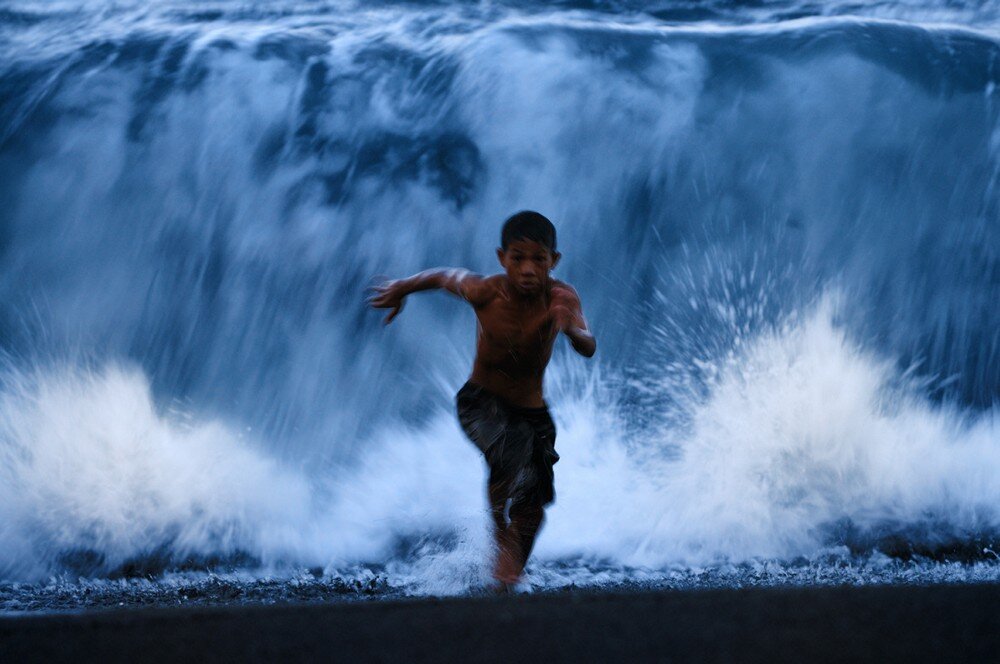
[368,280,407,324]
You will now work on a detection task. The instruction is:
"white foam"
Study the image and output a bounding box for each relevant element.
[539,298,1000,566]
[0,364,313,580]
[1,299,998,587]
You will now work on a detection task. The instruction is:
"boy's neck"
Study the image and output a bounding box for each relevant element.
[504,276,549,305]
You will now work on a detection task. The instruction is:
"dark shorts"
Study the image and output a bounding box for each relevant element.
[456,381,559,507]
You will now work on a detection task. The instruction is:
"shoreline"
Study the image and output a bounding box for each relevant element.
[4,583,1000,662]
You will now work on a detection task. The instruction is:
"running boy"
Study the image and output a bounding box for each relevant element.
[369,211,596,588]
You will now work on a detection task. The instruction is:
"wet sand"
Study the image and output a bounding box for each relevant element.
[3,583,1000,662]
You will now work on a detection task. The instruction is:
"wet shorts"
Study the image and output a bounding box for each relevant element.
[456,381,559,507]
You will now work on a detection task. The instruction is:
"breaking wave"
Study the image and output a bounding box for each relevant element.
[0,0,998,590]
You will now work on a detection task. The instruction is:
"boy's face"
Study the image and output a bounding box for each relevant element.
[497,239,561,295]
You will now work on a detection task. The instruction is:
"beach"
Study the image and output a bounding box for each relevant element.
[4,583,1000,662]
[3,1,1000,660]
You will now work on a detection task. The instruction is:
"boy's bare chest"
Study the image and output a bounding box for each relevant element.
[476,299,554,351]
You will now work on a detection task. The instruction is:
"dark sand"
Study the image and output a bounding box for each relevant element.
[3,583,1000,662]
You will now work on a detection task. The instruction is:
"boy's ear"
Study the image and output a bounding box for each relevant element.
[551,251,561,269]
[496,247,506,266]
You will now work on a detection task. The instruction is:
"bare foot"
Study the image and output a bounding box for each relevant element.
[492,581,512,596]
[495,546,523,585]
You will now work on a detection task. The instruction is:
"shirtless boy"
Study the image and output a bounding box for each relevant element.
[369,211,596,588]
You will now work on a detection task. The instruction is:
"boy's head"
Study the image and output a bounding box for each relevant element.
[501,210,557,252]
[497,210,560,295]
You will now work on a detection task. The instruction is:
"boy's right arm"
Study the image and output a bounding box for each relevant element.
[368,269,494,324]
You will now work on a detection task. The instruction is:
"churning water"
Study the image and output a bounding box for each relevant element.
[1,0,999,610]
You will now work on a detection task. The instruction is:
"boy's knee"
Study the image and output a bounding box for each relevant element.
[510,501,544,520]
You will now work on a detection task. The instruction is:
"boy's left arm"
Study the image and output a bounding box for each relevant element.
[550,284,596,358]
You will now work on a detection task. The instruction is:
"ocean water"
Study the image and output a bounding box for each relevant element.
[1,0,999,611]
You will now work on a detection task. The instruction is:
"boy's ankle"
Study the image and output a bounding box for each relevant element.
[494,570,521,585]
[492,581,513,595]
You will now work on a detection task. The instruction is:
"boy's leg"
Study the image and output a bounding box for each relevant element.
[508,501,545,570]
[488,481,522,584]
[488,493,546,584]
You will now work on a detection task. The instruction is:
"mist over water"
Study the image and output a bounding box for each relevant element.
[1,0,999,596]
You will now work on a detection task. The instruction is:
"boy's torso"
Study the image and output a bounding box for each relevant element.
[469,275,562,408]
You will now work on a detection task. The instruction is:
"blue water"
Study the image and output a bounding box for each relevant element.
[1,0,999,609]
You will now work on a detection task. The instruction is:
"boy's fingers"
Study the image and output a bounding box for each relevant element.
[383,304,403,324]
[370,276,398,290]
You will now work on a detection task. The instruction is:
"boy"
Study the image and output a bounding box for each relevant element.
[369,210,596,589]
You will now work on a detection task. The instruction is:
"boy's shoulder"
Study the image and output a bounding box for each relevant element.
[549,278,575,290]
[549,279,581,300]
[463,273,506,307]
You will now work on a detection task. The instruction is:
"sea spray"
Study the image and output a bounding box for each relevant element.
[0,0,998,599]
[0,364,313,580]
[2,300,997,588]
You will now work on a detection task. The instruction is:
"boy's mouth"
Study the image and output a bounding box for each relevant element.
[517,279,540,291]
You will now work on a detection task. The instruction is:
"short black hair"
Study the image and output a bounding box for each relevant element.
[500,210,557,252]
